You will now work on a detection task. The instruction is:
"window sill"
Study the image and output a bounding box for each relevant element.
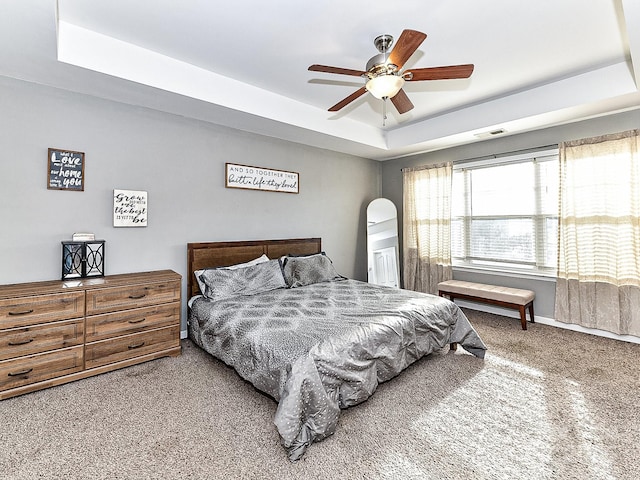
[452,264,557,283]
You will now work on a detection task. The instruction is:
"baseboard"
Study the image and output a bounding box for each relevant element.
[180,329,188,339]
[454,299,640,345]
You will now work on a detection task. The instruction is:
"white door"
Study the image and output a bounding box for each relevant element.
[372,247,398,288]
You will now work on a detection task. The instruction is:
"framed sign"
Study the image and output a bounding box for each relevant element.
[225,163,299,194]
[113,189,148,227]
[48,148,85,191]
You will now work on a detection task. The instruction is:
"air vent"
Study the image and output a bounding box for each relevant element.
[474,128,507,139]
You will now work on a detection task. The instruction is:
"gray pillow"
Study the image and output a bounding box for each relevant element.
[194,254,269,296]
[281,253,343,288]
[198,259,286,301]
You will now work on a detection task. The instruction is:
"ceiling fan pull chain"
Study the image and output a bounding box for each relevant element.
[382,96,388,127]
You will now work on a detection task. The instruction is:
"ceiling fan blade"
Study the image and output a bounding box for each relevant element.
[387,29,427,69]
[309,64,366,77]
[390,89,414,114]
[328,87,367,112]
[405,64,475,81]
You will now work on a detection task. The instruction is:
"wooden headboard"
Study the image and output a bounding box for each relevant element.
[187,238,322,298]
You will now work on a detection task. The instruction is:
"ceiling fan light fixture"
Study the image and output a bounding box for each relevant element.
[365,75,405,99]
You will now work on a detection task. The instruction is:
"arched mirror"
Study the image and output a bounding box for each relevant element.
[367,198,400,288]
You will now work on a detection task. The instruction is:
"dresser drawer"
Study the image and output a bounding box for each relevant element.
[85,280,180,315]
[0,319,84,361]
[0,292,85,330]
[86,303,179,342]
[0,346,84,392]
[85,325,180,369]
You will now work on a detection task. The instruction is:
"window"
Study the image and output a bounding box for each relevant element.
[451,149,559,275]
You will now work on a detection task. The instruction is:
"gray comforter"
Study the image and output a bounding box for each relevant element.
[188,279,486,461]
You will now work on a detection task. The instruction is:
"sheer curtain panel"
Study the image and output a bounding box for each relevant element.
[403,163,453,294]
[555,129,640,336]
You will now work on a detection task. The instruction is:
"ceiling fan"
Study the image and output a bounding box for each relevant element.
[308,29,474,115]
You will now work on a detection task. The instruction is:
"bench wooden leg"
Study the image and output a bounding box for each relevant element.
[518,305,527,330]
[528,302,535,323]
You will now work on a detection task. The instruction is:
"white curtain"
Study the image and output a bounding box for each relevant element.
[555,129,640,336]
[403,163,452,294]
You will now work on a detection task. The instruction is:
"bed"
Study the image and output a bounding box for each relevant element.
[187,238,486,461]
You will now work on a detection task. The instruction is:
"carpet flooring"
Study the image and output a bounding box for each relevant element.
[1,309,638,479]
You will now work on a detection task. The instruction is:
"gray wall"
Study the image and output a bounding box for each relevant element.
[381,109,640,319]
[0,76,381,329]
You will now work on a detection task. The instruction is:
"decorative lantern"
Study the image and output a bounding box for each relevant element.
[61,240,105,280]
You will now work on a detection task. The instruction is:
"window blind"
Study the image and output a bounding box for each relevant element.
[451,149,559,274]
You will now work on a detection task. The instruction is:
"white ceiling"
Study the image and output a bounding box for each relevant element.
[2,0,639,160]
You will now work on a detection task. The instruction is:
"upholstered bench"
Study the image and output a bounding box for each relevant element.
[437,280,535,330]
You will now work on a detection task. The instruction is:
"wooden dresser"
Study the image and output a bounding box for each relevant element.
[0,270,181,400]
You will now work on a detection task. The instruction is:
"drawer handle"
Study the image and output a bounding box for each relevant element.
[8,338,34,346]
[128,342,145,350]
[128,294,146,299]
[8,309,34,316]
[8,368,33,377]
[128,317,146,324]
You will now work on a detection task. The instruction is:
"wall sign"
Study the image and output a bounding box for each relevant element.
[48,148,85,191]
[113,189,148,227]
[225,163,299,194]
